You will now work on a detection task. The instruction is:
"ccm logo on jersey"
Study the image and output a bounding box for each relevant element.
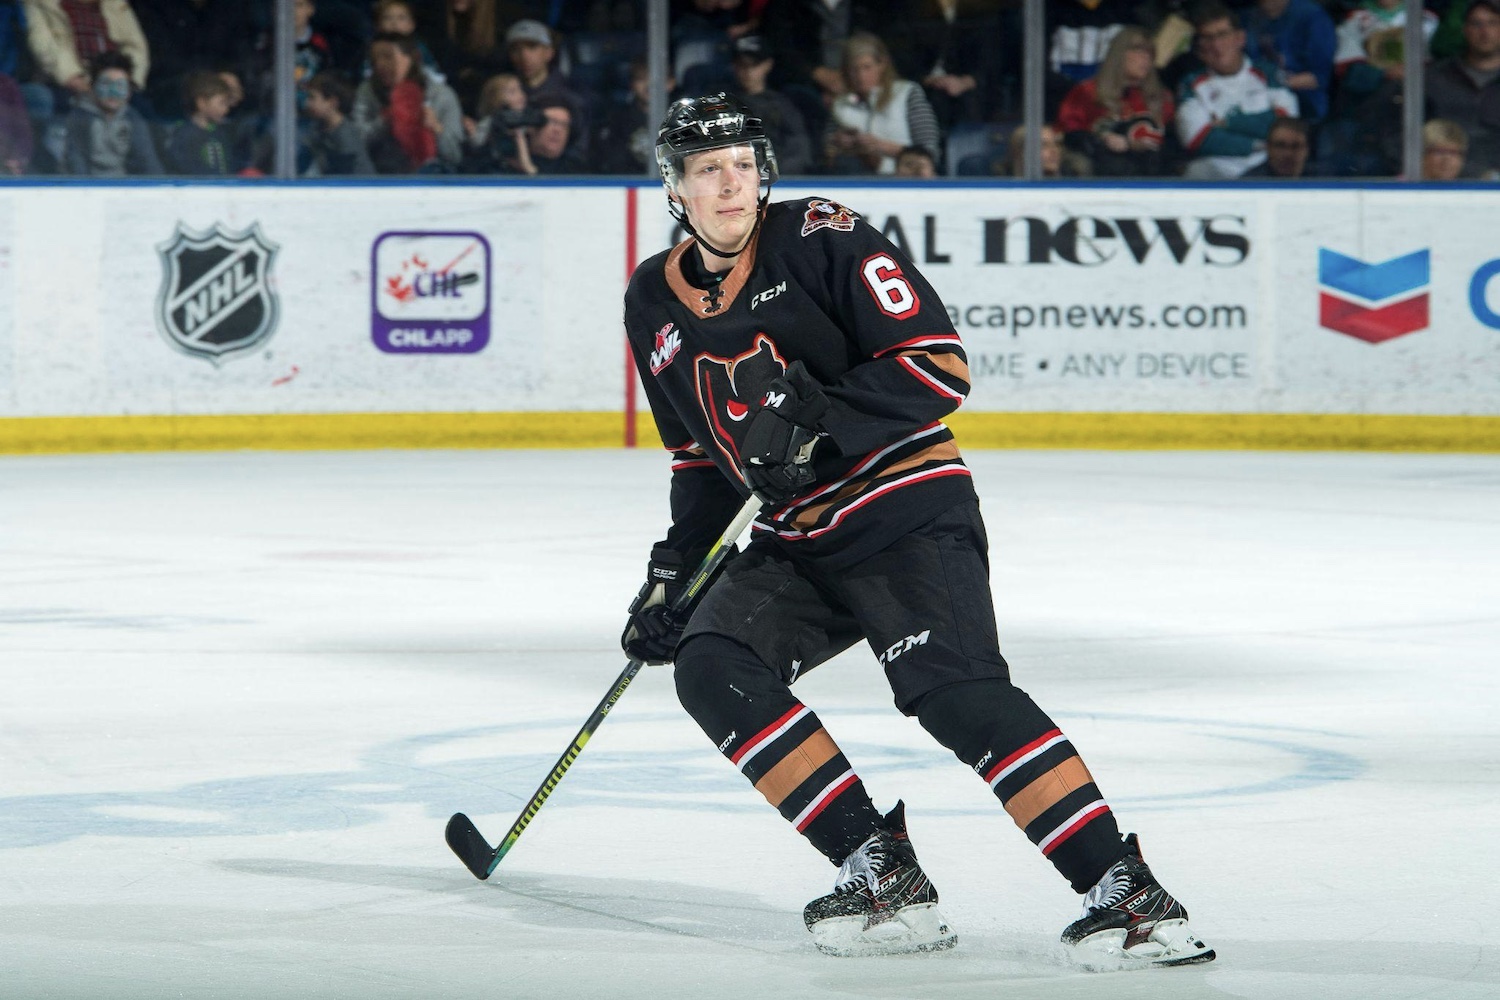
[877,630,931,665]
[751,281,786,310]
[649,322,682,374]
[800,199,858,237]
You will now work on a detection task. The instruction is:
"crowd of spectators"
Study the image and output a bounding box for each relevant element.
[0,0,1492,179]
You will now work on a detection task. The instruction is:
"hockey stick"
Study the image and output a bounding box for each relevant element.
[446,493,764,880]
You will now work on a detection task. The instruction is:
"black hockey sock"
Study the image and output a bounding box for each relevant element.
[915,678,1129,892]
[674,634,883,863]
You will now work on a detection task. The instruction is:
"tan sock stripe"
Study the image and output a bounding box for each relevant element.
[1002,756,1096,830]
[753,729,840,808]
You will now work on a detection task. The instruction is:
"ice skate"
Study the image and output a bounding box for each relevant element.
[1062,834,1215,969]
[803,802,956,957]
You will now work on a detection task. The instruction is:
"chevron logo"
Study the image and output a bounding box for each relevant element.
[1318,248,1430,344]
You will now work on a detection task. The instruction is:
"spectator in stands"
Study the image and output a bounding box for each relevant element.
[1243,0,1337,120]
[0,67,33,172]
[62,48,158,173]
[421,0,505,116]
[463,69,541,172]
[1241,115,1312,176]
[1001,123,1090,177]
[672,0,755,43]
[302,69,371,174]
[1427,0,1500,177]
[1176,2,1298,179]
[1421,116,1470,178]
[591,59,658,174]
[291,0,331,105]
[508,97,582,174]
[896,0,1001,130]
[132,0,258,117]
[164,69,232,174]
[1334,0,1438,95]
[894,143,937,176]
[0,1,31,84]
[529,97,582,173]
[728,33,812,175]
[1048,0,1137,82]
[23,0,148,99]
[824,31,941,175]
[353,31,463,173]
[1057,25,1174,177]
[759,0,884,137]
[1,0,52,132]
[503,17,587,155]
[302,0,368,78]
[371,1,446,83]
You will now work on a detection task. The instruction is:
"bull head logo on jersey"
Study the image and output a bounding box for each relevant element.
[695,333,788,472]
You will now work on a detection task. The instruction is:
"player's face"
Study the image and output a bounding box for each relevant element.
[677,144,761,253]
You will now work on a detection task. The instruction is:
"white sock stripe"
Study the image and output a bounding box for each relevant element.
[736,705,812,772]
[1037,798,1109,853]
[987,733,1069,790]
[790,767,856,829]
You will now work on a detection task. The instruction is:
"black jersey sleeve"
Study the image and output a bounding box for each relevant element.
[809,217,972,457]
[627,331,745,558]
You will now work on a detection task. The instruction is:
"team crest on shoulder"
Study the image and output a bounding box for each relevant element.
[649,322,682,375]
[800,199,858,237]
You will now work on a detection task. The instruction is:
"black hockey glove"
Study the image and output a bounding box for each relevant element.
[621,546,696,665]
[741,362,830,504]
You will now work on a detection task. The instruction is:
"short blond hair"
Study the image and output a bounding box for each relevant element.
[1423,118,1469,152]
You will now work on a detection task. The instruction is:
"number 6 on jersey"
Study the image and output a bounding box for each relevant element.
[860,253,920,319]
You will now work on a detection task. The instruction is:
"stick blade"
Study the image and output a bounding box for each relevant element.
[445,812,497,881]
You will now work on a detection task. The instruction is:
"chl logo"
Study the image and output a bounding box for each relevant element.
[155,222,280,365]
[650,323,682,374]
[877,630,931,666]
[371,231,491,354]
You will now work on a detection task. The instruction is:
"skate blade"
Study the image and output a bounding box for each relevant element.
[810,902,957,958]
[1069,918,1215,971]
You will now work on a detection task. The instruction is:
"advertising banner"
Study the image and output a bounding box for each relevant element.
[638,185,1264,413]
[1273,193,1500,414]
[0,182,1496,427]
[6,186,622,418]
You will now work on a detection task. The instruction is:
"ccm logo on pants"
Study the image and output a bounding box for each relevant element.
[878,630,931,665]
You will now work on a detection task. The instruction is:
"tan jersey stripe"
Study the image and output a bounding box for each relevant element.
[789,439,963,530]
[1002,756,1096,830]
[753,729,840,807]
[898,349,971,386]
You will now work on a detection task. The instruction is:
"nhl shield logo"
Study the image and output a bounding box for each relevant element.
[156,223,280,364]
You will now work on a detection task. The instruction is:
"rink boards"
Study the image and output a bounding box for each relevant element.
[0,180,1497,452]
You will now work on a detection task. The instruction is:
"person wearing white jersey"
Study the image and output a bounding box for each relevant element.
[1175,1,1299,179]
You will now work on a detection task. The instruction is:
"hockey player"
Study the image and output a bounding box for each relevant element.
[620,93,1215,968]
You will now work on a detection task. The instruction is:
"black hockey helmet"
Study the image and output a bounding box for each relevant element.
[655,93,779,224]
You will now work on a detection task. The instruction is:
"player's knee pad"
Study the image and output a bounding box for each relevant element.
[673,633,779,722]
[913,677,1054,769]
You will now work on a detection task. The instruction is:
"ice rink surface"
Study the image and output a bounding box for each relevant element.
[2,447,1497,999]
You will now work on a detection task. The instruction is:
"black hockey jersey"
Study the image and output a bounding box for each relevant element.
[625,196,976,569]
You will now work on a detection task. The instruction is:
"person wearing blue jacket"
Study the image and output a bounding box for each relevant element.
[1243,0,1338,120]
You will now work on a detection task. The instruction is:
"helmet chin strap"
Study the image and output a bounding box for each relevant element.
[684,192,770,261]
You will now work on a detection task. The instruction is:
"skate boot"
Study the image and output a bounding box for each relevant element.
[803,801,956,957]
[1062,833,1216,969]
